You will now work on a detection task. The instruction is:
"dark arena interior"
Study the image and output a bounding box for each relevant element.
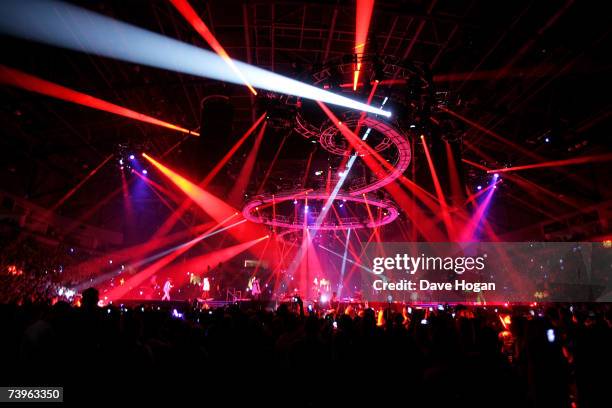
[0,0,611,405]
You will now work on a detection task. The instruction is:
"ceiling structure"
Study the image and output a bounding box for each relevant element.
[1,0,610,245]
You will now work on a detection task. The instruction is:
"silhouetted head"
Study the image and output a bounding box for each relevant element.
[81,287,99,310]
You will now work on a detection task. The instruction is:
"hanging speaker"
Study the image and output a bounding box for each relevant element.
[199,95,234,143]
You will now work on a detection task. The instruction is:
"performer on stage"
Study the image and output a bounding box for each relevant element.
[162,278,173,301]
[202,277,210,300]
[330,291,339,311]
[251,277,261,300]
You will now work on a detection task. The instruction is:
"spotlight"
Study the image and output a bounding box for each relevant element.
[339,203,343,208]
[304,205,309,212]
[142,169,148,175]
[293,199,298,205]
[493,173,500,179]
[314,170,323,176]
[119,159,124,165]
[545,137,550,143]
[547,328,555,343]
[0,0,392,117]
[477,185,482,190]
[129,154,135,160]
[410,124,416,129]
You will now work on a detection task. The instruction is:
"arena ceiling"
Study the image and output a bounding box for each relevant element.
[1,0,610,239]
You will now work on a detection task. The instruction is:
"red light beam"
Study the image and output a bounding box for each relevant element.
[51,154,113,211]
[152,113,266,238]
[142,153,269,246]
[228,121,267,205]
[464,181,498,206]
[421,135,456,240]
[143,153,238,223]
[487,153,612,174]
[135,171,182,205]
[440,106,540,162]
[0,65,197,136]
[120,171,135,230]
[256,133,287,194]
[69,221,214,278]
[106,216,244,301]
[463,155,581,209]
[169,0,257,95]
[444,141,465,206]
[137,173,189,226]
[163,235,269,289]
[353,0,375,91]
[460,183,497,242]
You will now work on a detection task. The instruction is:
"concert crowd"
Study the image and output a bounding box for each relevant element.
[1,287,609,407]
